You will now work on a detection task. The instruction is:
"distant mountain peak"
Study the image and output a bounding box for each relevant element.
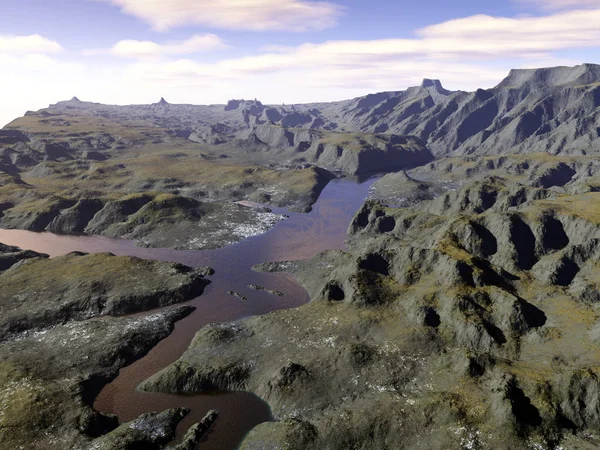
[497,63,600,89]
[157,97,169,105]
[421,78,443,89]
[224,98,264,112]
[420,78,451,95]
[70,96,81,102]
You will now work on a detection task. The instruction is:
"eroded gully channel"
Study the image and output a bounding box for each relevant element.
[0,177,377,449]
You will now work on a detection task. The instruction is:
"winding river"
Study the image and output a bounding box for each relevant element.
[0,176,377,449]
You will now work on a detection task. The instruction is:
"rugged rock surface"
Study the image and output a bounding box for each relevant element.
[0,242,217,449]
[244,125,433,175]
[0,242,46,271]
[83,193,285,250]
[0,109,336,248]
[165,410,219,450]
[141,173,600,449]
[0,189,288,250]
[89,408,189,450]
[319,64,600,157]
[5,64,600,163]
[0,249,211,341]
[0,306,195,449]
[2,63,600,249]
[369,170,445,206]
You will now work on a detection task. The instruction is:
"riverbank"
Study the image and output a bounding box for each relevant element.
[0,176,378,449]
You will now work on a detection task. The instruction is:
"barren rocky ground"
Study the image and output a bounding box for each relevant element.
[144,173,600,449]
[0,246,214,449]
[2,63,600,449]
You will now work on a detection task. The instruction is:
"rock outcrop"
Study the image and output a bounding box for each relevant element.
[0,242,218,449]
[0,248,212,341]
[141,173,600,449]
[0,306,197,450]
[244,125,434,176]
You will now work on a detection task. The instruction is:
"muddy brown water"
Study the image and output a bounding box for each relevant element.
[0,177,377,449]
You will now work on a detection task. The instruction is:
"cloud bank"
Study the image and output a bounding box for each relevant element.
[0,34,62,55]
[86,34,227,59]
[118,7,600,92]
[104,0,342,31]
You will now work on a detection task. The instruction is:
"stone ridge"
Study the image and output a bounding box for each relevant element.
[19,63,600,159]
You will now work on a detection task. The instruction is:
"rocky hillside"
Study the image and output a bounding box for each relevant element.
[0,89,436,247]
[140,170,600,449]
[259,64,600,158]
[241,125,433,175]
[298,64,600,157]
[9,63,598,162]
[3,96,432,178]
[2,63,597,249]
[0,245,216,449]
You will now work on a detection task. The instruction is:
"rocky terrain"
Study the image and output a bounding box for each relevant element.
[0,244,216,449]
[214,65,600,159]
[17,64,598,161]
[141,162,600,449]
[0,123,328,249]
[3,63,600,450]
[0,92,432,249]
[3,64,599,249]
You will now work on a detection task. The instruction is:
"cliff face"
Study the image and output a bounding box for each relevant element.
[246,125,434,175]
[7,64,599,162]
[312,65,600,157]
[245,64,600,158]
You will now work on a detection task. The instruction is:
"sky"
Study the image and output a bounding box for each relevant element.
[1,0,600,126]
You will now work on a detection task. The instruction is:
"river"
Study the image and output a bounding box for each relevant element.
[0,176,377,449]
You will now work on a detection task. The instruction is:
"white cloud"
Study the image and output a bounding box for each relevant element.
[2,7,599,127]
[85,34,227,59]
[0,35,76,126]
[104,0,342,31]
[0,55,87,127]
[0,34,62,55]
[119,7,600,89]
[419,9,600,55]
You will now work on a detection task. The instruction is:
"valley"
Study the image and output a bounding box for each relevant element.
[2,63,600,449]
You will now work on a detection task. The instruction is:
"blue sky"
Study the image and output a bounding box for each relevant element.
[1,0,600,126]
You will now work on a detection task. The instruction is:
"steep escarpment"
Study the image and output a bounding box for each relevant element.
[243,125,433,175]
[141,175,600,449]
[329,65,600,157]
[300,64,600,157]
[78,64,598,160]
[7,64,599,164]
